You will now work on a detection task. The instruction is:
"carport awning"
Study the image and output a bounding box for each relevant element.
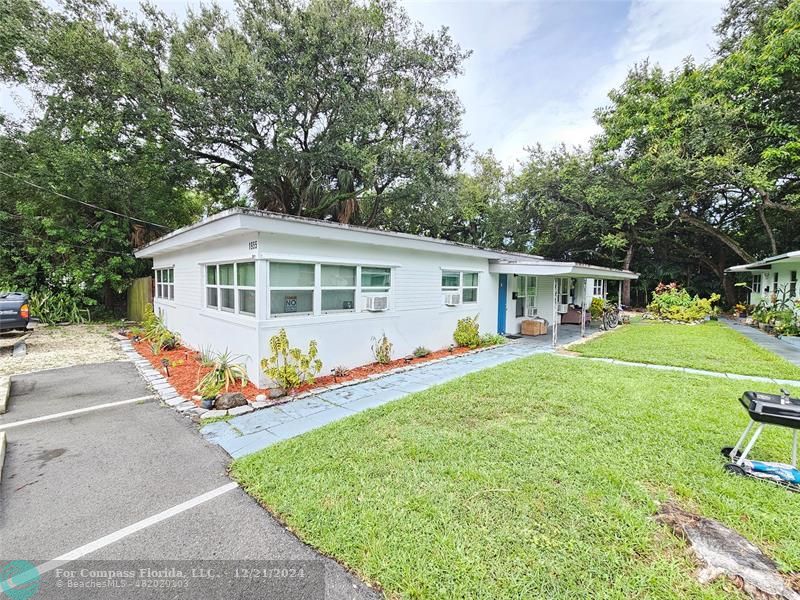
[488,260,638,280]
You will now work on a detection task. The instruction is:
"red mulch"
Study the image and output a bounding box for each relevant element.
[130,337,474,403]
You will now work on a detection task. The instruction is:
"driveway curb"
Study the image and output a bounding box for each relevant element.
[0,376,9,414]
[0,431,6,483]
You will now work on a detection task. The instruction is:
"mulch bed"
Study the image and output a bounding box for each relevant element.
[131,337,474,404]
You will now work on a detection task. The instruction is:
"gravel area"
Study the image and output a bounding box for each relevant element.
[0,323,126,376]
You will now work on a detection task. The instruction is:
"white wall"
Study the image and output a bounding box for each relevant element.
[749,265,800,305]
[153,230,499,386]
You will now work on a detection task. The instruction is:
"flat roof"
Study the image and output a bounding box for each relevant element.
[135,208,638,279]
[726,250,800,273]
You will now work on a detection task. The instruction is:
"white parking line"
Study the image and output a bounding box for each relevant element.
[2,482,239,591]
[0,395,156,430]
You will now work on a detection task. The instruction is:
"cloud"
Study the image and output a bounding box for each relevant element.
[493,0,727,164]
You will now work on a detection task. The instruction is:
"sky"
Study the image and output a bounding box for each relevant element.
[1,0,727,167]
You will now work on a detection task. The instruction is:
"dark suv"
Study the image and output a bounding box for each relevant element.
[0,291,30,332]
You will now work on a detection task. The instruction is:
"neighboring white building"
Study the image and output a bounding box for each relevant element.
[727,250,800,305]
[135,209,638,385]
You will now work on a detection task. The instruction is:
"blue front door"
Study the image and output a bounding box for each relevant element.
[497,274,507,334]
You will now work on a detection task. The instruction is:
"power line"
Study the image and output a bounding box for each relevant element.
[0,169,169,230]
[0,227,135,257]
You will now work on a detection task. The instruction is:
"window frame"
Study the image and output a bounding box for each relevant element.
[442,270,479,305]
[268,261,317,318]
[791,271,797,298]
[155,267,174,301]
[592,279,606,298]
[204,261,256,317]
[515,275,537,318]
[752,273,762,294]
[321,264,357,314]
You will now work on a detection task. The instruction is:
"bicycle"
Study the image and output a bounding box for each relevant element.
[601,303,623,330]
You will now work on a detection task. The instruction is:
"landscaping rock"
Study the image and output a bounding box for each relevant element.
[176,402,195,412]
[165,396,185,407]
[255,393,267,403]
[268,387,285,399]
[228,405,254,416]
[201,409,228,420]
[215,392,248,410]
[656,502,800,600]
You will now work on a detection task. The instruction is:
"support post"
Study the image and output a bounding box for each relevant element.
[552,278,558,347]
[618,279,623,309]
[580,278,586,338]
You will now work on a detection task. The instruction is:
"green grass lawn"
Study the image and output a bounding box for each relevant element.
[232,355,800,599]
[572,320,800,380]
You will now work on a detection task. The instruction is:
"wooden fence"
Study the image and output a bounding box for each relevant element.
[127,276,153,322]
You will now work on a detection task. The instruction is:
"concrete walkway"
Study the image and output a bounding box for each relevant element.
[558,353,800,386]
[202,329,592,459]
[722,318,800,367]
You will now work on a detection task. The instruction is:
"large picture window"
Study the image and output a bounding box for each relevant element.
[270,262,315,316]
[442,271,479,304]
[155,268,174,300]
[205,262,255,316]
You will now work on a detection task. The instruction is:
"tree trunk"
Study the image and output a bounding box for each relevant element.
[621,243,634,306]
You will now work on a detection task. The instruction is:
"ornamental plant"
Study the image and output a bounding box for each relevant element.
[261,329,322,391]
[589,297,606,320]
[453,315,480,348]
[645,283,720,323]
[196,349,249,393]
[371,333,393,364]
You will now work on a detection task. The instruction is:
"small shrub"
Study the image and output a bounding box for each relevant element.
[479,333,506,347]
[197,349,248,393]
[413,346,431,358]
[197,345,215,367]
[331,365,349,378]
[28,290,91,325]
[453,315,480,348]
[589,297,606,320]
[645,283,720,323]
[261,329,322,391]
[197,377,224,400]
[371,333,393,364]
[150,341,162,356]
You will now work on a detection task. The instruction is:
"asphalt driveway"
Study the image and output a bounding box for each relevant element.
[0,361,379,599]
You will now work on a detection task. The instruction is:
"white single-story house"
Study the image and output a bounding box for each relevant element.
[727,250,800,305]
[134,209,638,385]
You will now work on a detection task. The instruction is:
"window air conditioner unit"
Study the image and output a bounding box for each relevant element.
[364,295,389,312]
[444,292,461,307]
[557,303,569,314]
[526,306,538,317]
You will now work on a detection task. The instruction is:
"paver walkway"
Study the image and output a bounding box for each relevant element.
[722,318,800,367]
[203,328,591,458]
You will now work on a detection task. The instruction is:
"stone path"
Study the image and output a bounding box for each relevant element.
[202,338,561,459]
[722,318,800,367]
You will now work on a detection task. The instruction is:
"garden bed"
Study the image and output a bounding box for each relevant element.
[130,337,475,407]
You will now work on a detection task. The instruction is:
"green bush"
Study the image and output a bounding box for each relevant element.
[589,297,606,320]
[645,284,720,323]
[454,315,481,348]
[28,290,91,325]
[479,333,506,347]
[261,328,322,391]
[136,304,180,352]
[413,346,431,358]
